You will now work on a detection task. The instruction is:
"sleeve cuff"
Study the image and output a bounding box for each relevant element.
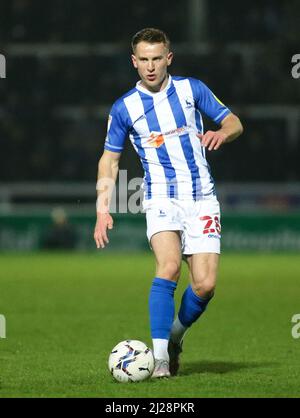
[213,109,231,124]
[104,144,123,153]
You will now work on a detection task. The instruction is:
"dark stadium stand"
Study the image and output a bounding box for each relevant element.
[0,0,300,182]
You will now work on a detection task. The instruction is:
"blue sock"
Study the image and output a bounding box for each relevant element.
[149,277,177,339]
[178,285,213,328]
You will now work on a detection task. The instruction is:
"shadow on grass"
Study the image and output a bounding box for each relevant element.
[180,360,277,376]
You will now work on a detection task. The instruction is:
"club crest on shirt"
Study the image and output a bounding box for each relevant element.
[185,97,194,108]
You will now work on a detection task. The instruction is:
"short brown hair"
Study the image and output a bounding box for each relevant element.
[131,28,170,52]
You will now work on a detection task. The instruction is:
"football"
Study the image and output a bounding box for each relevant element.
[108,340,155,383]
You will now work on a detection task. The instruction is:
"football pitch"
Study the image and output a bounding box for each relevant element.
[0,251,299,398]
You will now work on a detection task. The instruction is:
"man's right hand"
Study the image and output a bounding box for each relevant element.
[94,213,114,249]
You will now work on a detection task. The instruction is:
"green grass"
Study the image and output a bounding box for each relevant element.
[0,252,299,398]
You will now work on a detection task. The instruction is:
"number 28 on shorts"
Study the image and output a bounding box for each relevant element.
[200,215,221,235]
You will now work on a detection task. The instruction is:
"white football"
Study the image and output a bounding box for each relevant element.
[108,340,154,383]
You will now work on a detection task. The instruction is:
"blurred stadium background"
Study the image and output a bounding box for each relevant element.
[1,0,300,252]
[1,0,300,399]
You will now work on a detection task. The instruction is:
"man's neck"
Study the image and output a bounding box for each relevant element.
[141,74,169,93]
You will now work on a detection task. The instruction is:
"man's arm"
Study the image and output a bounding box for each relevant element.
[94,150,121,249]
[197,113,243,151]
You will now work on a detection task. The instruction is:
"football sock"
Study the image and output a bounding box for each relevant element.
[171,285,213,343]
[152,338,169,362]
[170,316,188,344]
[149,277,177,359]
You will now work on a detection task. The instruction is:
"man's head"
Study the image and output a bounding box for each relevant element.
[131,28,173,93]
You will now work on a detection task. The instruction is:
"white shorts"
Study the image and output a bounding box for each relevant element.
[143,197,221,255]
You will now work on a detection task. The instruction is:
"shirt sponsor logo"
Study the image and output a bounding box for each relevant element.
[147,125,191,148]
[147,131,165,148]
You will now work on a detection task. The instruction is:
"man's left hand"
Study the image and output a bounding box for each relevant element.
[197,131,228,151]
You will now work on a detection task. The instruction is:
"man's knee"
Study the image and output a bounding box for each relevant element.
[157,260,181,281]
[192,274,216,298]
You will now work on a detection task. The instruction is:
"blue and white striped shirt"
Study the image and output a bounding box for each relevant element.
[104,75,231,200]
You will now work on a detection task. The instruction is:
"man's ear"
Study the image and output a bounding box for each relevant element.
[131,54,138,69]
[167,51,174,66]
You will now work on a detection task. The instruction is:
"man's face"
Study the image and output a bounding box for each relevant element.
[131,42,173,92]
